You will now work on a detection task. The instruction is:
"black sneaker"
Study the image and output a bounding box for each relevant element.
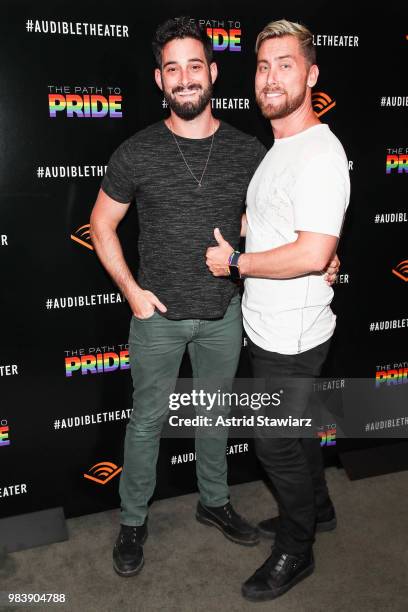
[258,505,337,540]
[196,501,259,546]
[242,547,314,601]
[112,521,148,577]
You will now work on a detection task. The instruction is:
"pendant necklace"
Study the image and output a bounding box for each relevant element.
[168,118,216,188]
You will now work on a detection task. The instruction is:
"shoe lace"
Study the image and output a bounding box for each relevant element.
[120,526,138,545]
[269,551,301,574]
[275,553,288,571]
[223,503,236,520]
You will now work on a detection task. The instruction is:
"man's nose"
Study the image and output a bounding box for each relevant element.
[266,68,278,86]
[179,67,190,87]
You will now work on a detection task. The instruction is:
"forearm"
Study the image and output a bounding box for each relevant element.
[90,222,141,299]
[239,241,331,279]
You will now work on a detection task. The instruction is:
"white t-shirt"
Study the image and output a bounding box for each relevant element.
[242,124,350,355]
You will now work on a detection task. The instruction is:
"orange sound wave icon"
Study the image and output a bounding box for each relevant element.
[312,91,336,117]
[70,223,94,251]
[83,461,122,484]
[392,260,408,282]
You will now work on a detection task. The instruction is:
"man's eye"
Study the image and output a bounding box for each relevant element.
[281,64,290,69]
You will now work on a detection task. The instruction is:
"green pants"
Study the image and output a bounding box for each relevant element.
[119,294,242,526]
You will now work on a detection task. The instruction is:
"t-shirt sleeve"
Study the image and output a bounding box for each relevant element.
[101,141,134,203]
[292,152,350,237]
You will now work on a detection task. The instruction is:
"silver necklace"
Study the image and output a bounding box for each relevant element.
[169,119,216,188]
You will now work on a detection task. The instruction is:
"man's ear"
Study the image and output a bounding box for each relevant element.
[210,62,218,85]
[154,68,163,91]
[307,64,319,88]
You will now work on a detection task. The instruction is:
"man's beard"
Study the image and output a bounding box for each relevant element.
[164,82,213,120]
[256,84,307,120]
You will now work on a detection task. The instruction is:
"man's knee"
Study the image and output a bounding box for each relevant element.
[254,435,299,462]
[127,409,168,435]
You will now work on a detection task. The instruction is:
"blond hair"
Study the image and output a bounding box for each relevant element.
[255,19,316,65]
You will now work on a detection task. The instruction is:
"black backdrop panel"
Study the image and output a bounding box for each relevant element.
[1,1,407,519]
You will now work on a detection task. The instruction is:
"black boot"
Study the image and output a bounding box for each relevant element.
[196,501,259,546]
[258,503,336,540]
[242,547,314,601]
[112,521,148,577]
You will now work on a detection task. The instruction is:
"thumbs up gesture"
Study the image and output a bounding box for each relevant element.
[206,228,234,276]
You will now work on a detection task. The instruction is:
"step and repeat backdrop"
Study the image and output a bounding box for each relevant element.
[1,1,407,520]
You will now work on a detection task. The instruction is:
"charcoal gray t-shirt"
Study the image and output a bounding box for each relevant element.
[102,120,266,319]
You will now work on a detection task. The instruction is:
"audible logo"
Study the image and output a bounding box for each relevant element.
[312,91,336,117]
[392,260,408,282]
[84,461,122,484]
[71,224,93,251]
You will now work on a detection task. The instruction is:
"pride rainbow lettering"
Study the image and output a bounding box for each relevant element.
[0,425,10,446]
[65,351,129,377]
[49,94,122,118]
[206,28,241,51]
[386,154,408,174]
[376,367,408,387]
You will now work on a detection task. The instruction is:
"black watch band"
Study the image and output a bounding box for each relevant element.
[228,250,242,280]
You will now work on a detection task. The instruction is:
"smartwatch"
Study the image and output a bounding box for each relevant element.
[228,250,242,280]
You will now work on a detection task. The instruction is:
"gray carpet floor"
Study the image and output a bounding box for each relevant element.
[1,467,408,612]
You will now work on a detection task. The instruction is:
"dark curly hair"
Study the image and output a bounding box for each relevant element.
[152,16,213,68]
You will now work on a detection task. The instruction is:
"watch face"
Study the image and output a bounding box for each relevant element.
[229,265,240,281]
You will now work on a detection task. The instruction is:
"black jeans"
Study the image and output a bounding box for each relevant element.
[248,337,332,555]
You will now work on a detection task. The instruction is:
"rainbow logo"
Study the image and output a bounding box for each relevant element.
[317,427,336,446]
[376,367,408,387]
[71,223,94,251]
[312,91,336,117]
[386,154,408,174]
[0,425,10,447]
[392,260,408,282]
[83,461,122,485]
[206,28,241,51]
[65,350,129,377]
[49,94,122,118]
